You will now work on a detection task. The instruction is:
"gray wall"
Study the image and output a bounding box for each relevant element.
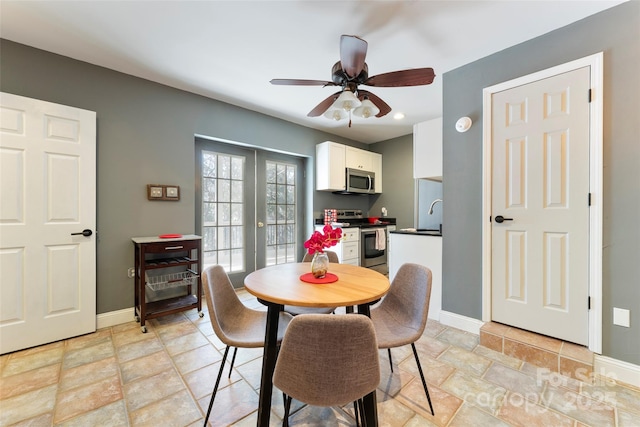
[369,134,415,229]
[0,39,372,314]
[442,2,639,364]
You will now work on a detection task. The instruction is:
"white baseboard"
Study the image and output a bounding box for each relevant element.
[439,310,484,335]
[594,354,640,389]
[97,307,135,329]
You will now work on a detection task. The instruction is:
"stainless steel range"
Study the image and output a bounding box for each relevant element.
[335,209,389,274]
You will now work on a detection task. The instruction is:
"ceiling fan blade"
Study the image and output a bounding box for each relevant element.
[357,90,392,118]
[270,79,335,86]
[364,67,436,87]
[340,35,368,78]
[307,91,342,117]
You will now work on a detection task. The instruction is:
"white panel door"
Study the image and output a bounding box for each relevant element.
[491,68,590,345]
[0,92,96,354]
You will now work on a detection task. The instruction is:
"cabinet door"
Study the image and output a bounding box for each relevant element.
[345,146,372,171]
[371,152,382,193]
[316,141,346,191]
[413,117,442,180]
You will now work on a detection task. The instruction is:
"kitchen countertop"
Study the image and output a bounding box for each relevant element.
[390,229,442,236]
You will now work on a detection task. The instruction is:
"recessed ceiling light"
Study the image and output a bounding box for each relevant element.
[393,112,405,120]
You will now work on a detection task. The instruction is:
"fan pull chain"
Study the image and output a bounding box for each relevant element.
[349,110,352,127]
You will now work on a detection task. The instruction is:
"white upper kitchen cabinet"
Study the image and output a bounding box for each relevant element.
[413,117,442,180]
[316,141,346,191]
[345,145,372,171]
[316,141,382,193]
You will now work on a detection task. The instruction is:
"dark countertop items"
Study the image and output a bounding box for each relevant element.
[314,218,396,228]
[390,229,442,236]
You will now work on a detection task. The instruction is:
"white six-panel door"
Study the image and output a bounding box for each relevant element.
[0,92,96,354]
[491,68,590,345]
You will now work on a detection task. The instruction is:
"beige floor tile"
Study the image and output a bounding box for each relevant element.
[198,380,260,427]
[503,327,562,353]
[61,340,115,370]
[2,290,637,427]
[54,376,122,424]
[59,356,118,392]
[123,368,186,412]
[120,350,174,384]
[54,399,128,427]
[397,382,463,426]
[2,346,64,377]
[497,391,575,427]
[436,328,479,351]
[130,389,201,427]
[440,370,507,414]
[448,402,512,427]
[0,384,57,426]
[542,384,615,427]
[483,363,544,403]
[172,343,222,375]
[115,335,164,363]
[0,363,60,399]
[474,345,522,370]
[438,346,492,377]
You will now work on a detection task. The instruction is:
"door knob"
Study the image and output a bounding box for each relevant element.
[257,221,264,228]
[494,216,513,224]
[71,229,93,237]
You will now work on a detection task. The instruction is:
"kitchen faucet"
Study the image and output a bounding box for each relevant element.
[428,199,442,215]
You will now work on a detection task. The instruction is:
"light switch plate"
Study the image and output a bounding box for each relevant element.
[165,186,179,198]
[147,184,180,201]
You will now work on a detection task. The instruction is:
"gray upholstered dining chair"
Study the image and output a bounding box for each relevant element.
[369,263,435,416]
[283,250,340,316]
[201,265,293,426]
[273,314,380,427]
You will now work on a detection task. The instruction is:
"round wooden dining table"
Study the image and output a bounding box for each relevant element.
[244,262,390,427]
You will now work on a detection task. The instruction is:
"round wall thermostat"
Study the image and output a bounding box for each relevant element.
[455,117,472,133]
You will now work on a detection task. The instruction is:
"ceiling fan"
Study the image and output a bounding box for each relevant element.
[270,35,436,124]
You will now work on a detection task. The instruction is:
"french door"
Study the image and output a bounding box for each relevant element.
[195,139,305,287]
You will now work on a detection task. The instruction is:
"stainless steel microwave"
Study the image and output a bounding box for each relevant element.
[345,168,375,194]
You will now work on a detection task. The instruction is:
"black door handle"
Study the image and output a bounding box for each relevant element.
[494,215,513,224]
[71,229,93,237]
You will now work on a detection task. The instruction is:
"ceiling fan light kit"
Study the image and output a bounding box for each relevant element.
[353,98,380,119]
[271,34,435,126]
[324,108,348,121]
[330,89,361,112]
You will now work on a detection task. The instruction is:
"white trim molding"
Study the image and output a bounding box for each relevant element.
[594,355,640,389]
[439,310,484,335]
[97,307,135,329]
[481,52,604,353]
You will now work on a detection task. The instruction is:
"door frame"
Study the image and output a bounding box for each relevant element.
[481,52,603,353]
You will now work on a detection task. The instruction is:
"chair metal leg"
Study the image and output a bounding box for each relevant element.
[353,400,360,427]
[358,398,367,427]
[204,345,230,426]
[387,348,394,373]
[411,343,435,416]
[228,347,238,378]
[282,394,292,427]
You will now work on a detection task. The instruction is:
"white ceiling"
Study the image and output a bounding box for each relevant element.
[0,0,624,143]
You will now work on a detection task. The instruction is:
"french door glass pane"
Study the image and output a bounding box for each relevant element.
[265,160,297,266]
[202,151,245,272]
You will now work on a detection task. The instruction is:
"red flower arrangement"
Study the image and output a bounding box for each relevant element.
[304,225,343,255]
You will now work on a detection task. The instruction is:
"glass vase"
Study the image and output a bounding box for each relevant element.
[311,252,329,279]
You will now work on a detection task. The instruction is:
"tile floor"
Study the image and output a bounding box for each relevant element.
[1,289,639,427]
